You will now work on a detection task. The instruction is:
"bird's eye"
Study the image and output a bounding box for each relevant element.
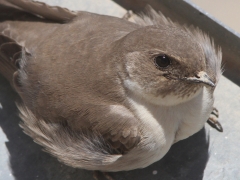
[154,54,171,68]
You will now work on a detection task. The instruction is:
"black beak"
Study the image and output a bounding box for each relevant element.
[183,71,215,87]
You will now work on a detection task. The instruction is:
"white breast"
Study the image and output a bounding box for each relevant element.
[123,86,213,169]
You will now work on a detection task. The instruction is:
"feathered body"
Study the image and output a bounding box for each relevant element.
[0,1,222,171]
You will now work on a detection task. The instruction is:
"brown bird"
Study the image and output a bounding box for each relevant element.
[0,0,222,173]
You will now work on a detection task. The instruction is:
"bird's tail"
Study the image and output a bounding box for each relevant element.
[17,103,122,170]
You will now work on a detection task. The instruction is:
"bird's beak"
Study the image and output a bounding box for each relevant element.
[184,71,215,87]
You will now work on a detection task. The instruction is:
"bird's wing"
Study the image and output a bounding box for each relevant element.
[66,104,142,154]
[0,0,76,86]
[0,0,142,168]
[4,0,77,22]
[18,102,142,168]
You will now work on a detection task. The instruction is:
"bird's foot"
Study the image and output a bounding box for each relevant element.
[93,171,113,180]
[207,107,223,132]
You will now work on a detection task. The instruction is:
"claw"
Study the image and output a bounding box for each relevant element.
[207,107,223,132]
[103,172,114,180]
[207,118,223,132]
[93,171,114,180]
[211,107,219,117]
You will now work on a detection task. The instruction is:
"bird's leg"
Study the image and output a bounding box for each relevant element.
[122,10,134,20]
[93,171,100,180]
[102,172,114,180]
[93,171,113,180]
[207,107,223,132]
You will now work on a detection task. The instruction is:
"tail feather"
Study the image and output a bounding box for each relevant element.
[7,0,77,22]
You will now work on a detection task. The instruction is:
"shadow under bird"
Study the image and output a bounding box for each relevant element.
[0,0,222,172]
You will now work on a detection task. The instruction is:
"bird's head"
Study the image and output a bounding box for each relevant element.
[115,25,222,106]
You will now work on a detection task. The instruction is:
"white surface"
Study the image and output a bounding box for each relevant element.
[38,0,126,17]
[0,127,13,180]
[204,76,240,179]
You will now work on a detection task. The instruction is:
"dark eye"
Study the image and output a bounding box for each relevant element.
[154,54,171,68]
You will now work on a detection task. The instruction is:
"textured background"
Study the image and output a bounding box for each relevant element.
[0,0,240,180]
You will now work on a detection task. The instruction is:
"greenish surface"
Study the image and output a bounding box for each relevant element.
[0,0,239,179]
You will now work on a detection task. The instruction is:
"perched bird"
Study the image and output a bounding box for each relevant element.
[0,0,222,172]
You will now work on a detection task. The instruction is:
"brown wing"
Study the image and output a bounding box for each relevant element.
[67,104,141,155]
[0,34,141,157]
[0,0,77,89]
[0,0,141,157]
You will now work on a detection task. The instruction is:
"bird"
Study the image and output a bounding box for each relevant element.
[0,0,222,173]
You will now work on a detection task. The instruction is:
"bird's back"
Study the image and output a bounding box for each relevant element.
[0,0,145,171]
[0,0,140,119]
